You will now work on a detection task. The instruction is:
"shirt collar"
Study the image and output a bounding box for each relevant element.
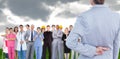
[92,5,108,8]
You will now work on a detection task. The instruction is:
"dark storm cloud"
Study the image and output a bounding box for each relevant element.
[7,0,51,21]
[0,0,119,22]
[6,0,80,21]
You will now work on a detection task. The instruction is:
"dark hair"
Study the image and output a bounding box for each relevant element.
[47,25,50,27]
[14,26,18,32]
[93,0,104,4]
[52,25,55,27]
[26,24,30,27]
[9,28,13,30]
[19,25,23,27]
[37,27,40,30]
[6,27,9,29]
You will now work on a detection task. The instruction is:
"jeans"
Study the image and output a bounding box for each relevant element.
[17,46,26,59]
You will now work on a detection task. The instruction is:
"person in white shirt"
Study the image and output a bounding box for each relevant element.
[1,27,9,59]
[16,25,27,59]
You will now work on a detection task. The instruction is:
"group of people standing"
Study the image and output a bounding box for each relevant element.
[1,24,79,59]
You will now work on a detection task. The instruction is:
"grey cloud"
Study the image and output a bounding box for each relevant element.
[0,10,7,22]
[7,0,52,21]
[0,0,119,22]
[110,4,120,11]
[79,0,118,4]
[6,0,80,21]
[56,10,76,18]
[80,0,120,11]
[0,0,6,9]
[0,23,16,32]
[42,0,80,5]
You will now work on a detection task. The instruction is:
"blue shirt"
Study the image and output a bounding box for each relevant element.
[34,33,44,46]
[66,5,120,59]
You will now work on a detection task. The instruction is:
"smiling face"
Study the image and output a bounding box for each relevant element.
[64,27,69,34]
[31,25,34,31]
[47,26,50,31]
[19,25,23,31]
[37,27,41,33]
[6,28,10,34]
[9,28,13,33]
[56,25,59,30]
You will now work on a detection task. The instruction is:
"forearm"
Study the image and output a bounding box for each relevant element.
[66,32,96,57]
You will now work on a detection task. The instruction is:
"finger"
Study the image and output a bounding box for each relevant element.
[102,47,109,51]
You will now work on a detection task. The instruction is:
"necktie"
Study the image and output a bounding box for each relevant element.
[31,31,33,42]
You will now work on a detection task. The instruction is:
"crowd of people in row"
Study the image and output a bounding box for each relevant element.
[1,24,79,59]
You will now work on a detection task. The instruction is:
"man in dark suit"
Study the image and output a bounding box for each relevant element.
[42,25,53,59]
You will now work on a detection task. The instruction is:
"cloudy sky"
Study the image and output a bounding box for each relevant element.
[0,0,120,48]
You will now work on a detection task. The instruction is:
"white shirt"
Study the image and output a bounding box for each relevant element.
[16,31,27,51]
[2,37,8,53]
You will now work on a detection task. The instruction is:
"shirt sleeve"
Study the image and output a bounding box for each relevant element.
[57,31,63,38]
[113,14,120,59]
[52,31,57,39]
[66,15,96,57]
[41,33,44,39]
[113,28,120,59]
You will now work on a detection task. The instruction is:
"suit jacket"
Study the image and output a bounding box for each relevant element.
[66,5,120,59]
[52,30,63,40]
[43,31,53,44]
[25,30,37,42]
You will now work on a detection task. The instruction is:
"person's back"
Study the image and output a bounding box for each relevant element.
[80,5,119,59]
[66,0,120,59]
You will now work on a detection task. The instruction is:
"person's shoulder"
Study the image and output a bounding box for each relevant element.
[77,9,92,20]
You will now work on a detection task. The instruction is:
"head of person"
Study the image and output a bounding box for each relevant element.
[19,25,24,31]
[9,28,13,33]
[5,27,10,34]
[69,25,73,31]
[46,25,50,31]
[90,0,105,5]
[52,25,55,30]
[59,25,63,30]
[37,27,41,33]
[41,26,46,33]
[56,25,59,30]
[31,24,34,31]
[64,27,69,34]
[14,26,18,33]
[41,28,45,33]
[26,24,30,30]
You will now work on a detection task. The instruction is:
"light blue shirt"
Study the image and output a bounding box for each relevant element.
[66,5,120,59]
[34,33,44,46]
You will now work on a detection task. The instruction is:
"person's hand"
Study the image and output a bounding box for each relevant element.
[20,41,24,44]
[96,47,109,55]
[25,39,28,42]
